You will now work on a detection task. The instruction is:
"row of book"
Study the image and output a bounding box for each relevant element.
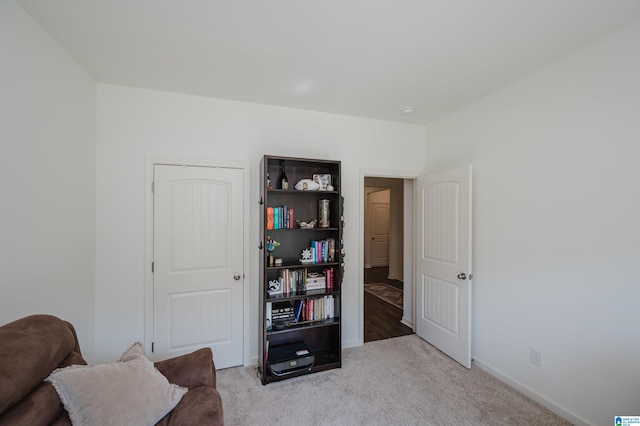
[297,296,336,322]
[307,239,336,263]
[266,206,294,230]
[266,296,337,330]
[269,267,336,295]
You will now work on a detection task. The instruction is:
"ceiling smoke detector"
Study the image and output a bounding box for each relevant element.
[400,106,415,115]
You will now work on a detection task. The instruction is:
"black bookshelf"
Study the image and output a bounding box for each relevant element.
[258,155,343,384]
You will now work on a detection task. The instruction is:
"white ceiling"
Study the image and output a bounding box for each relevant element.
[17,0,640,124]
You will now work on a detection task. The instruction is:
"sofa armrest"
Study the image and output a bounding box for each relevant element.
[157,386,224,426]
[154,348,216,389]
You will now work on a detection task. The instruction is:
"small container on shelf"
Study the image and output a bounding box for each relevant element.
[319,199,330,228]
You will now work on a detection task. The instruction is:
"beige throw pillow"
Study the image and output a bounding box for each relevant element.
[46,342,187,426]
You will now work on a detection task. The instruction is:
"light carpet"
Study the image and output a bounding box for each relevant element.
[216,335,570,425]
[364,282,403,309]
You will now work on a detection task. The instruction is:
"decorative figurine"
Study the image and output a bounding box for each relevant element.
[266,236,280,267]
[294,179,320,191]
[296,220,317,229]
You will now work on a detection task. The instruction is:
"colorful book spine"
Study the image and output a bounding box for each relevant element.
[283,205,288,228]
[266,207,274,230]
[294,300,303,322]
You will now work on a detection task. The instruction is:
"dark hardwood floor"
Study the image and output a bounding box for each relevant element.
[364,266,414,343]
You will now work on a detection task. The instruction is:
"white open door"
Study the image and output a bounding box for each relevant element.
[153,164,244,368]
[416,165,472,368]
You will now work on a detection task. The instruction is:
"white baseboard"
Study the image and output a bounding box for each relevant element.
[401,317,413,329]
[343,338,362,349]
[388,273,403,282]
[472,358,593,426]
[247,355,259,367]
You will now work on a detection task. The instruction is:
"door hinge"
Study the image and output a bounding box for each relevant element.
[151,262,154,273]
[151,342,154,353]
[151,182,155,193]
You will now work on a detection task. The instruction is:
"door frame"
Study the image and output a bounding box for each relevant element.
[358,169,421,346]
[144,156,251,365]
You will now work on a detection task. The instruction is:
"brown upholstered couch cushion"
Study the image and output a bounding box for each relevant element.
[0,315,224,425]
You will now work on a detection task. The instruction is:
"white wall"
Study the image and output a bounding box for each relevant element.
[424,21,640,426]
[95,84,426,363]
[0,0,97,360]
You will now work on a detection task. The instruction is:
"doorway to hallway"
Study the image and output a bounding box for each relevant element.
[364,266,413,342]
[361,175,415,345]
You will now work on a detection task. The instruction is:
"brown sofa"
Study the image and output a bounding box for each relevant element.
[0,315,223,425]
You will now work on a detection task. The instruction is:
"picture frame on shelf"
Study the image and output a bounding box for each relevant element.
[313,174,332,191]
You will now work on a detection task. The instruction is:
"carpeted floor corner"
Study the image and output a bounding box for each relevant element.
[216,335,570,425]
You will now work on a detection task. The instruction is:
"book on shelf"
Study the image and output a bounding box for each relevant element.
[308,239,337,263]
[267,207,275,230]
[274,267,336,294]
[299,296,335,322]
[282,205,287,229]
[294,299,304,322]
[266,302,272,330]
[278,268,307,294]
[267,206,296,230]
[271,301,295,324]
[267,297,336,327]
[324,267,335,291]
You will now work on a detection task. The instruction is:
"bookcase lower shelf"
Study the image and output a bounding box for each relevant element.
[261,319,340,385]
[259,349,341,384]
[267,317,339,334]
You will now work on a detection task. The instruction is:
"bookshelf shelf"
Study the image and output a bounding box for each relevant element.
[266,261,340,271]
[266,289,340,302]
[266,317,340,335]
[267,189,339,195]
[259,155,343,384]
[266,227,340,232]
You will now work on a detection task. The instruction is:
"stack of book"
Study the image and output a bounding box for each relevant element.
[267,301,295,330]
[305,273,325,291]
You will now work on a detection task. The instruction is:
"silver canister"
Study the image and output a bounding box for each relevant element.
[319,199,330,228]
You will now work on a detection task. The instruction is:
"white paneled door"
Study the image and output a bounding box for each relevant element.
[153,165,244,368]
[416,165,472,368]
[370,193,390,267]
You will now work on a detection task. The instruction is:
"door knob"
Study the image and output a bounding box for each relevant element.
[457,273,466,280]
[234,274,241,280]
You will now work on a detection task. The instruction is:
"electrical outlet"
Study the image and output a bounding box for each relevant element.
[531,348,543,367]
